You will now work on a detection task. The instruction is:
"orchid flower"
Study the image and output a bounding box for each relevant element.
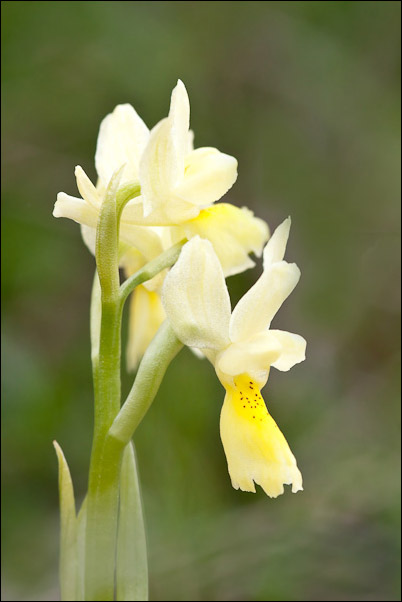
[123,79,269,277]
[53,80,269,278]
[162,218,306,498]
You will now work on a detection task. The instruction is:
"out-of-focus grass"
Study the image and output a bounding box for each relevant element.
[2,2,400,601]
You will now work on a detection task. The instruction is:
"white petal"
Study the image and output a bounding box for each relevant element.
[53,193,99,228]
[190,346,205,360]
[80,224,97,255]
[179,203,269,277]
[74,166,100,209]
[119,222,164,263]
[169,79,190,179]
[187,129,194,153]
[95,104,149,187]
[229,261,301,343]
[122,192,199,226]
[269,330,306,371]
[263,217,291,268]
[138,81,238,225]
[216,331,282,386]
[162,237,231,350]
[152,225,174,251]
[139,81,190,218]
[139,118,182,217]
[174,147,238,207]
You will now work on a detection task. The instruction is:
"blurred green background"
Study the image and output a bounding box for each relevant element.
[2,1,401,600]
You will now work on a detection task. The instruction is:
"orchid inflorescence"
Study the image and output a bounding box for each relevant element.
[53,80,306,602]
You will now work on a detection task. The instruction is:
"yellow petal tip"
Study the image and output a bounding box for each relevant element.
[220,375,303,499]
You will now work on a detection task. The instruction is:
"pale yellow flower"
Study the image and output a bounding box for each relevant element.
[162,219,306,498]
[124,80,237,224]
[122,80,269,276]
[53,80,268,278]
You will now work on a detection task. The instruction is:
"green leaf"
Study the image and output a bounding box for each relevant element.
[53,441,77,602]
[76,497,87,601]
[116,441,148,601]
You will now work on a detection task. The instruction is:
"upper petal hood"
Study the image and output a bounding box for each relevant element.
[162,236,231,350]
[139,80,190,218]
[139,80,238,225]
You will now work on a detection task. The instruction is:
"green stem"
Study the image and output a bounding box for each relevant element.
[109,321,183,446]
[119,240,186,307]
[85,170,128,601]
[90,270,101,368]
[85,301,123,601]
